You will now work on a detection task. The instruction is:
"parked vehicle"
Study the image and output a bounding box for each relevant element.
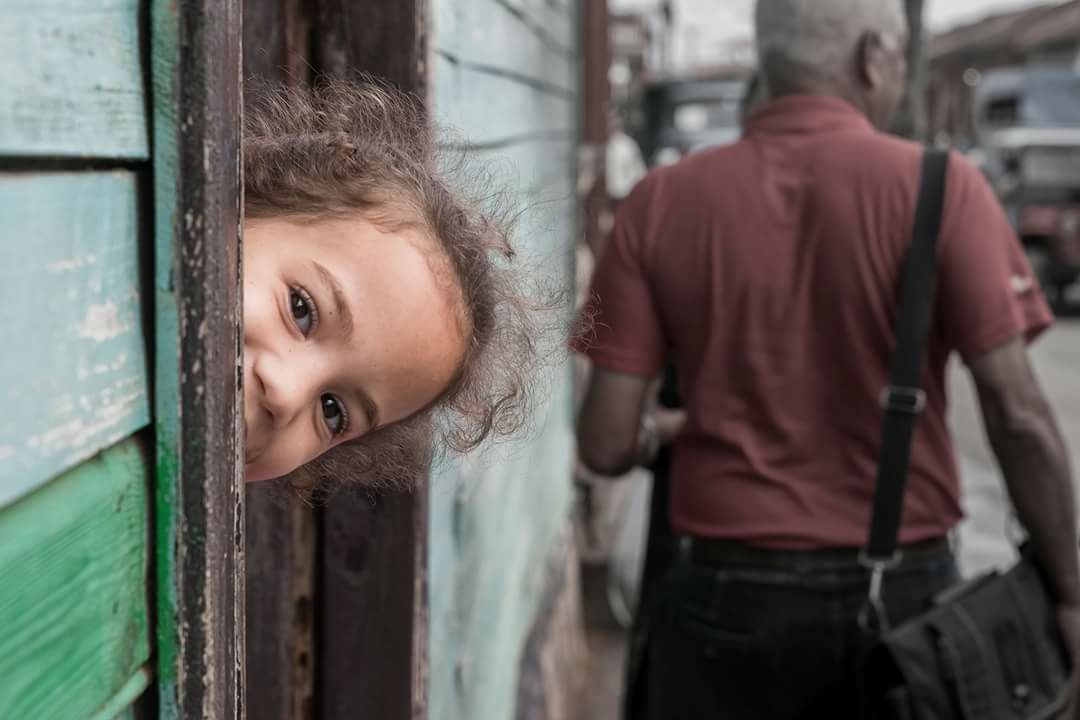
[975,66,1080,309]
[640,75,749,166]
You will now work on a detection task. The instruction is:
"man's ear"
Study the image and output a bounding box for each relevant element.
[856,30,886,90]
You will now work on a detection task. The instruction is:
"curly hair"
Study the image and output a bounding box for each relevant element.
[244,77,551,495]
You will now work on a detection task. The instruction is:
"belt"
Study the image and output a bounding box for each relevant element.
[687,536,950,569]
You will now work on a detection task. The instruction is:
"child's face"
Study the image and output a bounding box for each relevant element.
[243,215,467,482]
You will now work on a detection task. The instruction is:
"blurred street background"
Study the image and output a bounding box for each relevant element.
[572,0,1080,716]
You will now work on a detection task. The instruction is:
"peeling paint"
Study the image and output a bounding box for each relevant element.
[78,302,128,342]
[75,352,130,381]
[27,389,145,452]
[48,253,98,273]
[49,395,76,417]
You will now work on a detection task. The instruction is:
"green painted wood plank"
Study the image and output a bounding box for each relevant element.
[150,0,182,713]
[0,438,151,720]
[0,0,148,158]
[88,666,152,720]
[0,172,150,507]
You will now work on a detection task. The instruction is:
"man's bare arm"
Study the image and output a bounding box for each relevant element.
[969,337,1080,605]
[577,366,686,476]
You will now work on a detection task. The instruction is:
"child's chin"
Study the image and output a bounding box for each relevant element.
[244,464,272,483]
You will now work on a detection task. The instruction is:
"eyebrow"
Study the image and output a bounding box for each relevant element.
[312,261,354,340]
[311,261,378,429]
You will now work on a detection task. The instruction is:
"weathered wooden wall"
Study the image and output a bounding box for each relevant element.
[0,2,244,718]
[0,6,154,718]
[429,1,580,718]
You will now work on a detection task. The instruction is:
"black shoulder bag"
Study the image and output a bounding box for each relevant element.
[860,148,1072,720]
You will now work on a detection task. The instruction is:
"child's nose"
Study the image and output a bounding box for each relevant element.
[255,355,318,429]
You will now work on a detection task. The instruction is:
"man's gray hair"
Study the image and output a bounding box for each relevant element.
[755,0,907,94]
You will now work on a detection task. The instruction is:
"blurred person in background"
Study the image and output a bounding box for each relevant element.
[601,109,648,249]
[606,109,648,212]
[575,0,1080,718]
[620,70,771,720]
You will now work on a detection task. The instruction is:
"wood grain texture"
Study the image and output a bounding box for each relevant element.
[434,53,574,147]
[428,373,576,720]
[0,172,150,507]
[244,485,316,720]
[312,1,431,718]
[315,0,427,90]
[467,140,578,208]
[581,0,608,253]
[318,488,429,720]
[0,0,148,158]
[487,0,576,58]
[427,0,579,717]
[242,3,317,718]
[434,0,576,96]
[87,666,153,720]
[151,0,245,717]
[0,438,151,720]
[242,0,312,87]
[581,0,609,148]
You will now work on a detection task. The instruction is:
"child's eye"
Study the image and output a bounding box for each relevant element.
[289,287,319,336]
[321,393,349,436]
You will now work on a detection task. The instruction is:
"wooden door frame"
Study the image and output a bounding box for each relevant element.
[241,3,318,718]
[152,1,245,717]
[237,2,433,717]
[312,2,431,718]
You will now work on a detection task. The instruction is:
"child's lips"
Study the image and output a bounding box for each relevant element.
[244,416,265,465]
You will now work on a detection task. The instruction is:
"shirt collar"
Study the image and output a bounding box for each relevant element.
[745,94,874,137]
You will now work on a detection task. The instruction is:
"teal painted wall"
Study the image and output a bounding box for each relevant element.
[0,5,155,718]
[0,173,150,506]
[429,1,579,719]
[0,0,148,158]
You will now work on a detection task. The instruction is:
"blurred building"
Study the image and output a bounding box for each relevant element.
[929,0,1080,146]
[610,12,652,113]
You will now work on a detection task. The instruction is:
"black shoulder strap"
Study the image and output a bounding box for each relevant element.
[864,149,950,562]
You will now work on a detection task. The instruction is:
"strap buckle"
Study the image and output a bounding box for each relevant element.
[857,550,901,635]
[879,385,926,415]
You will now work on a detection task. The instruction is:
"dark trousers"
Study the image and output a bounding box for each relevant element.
[646,541,960,720]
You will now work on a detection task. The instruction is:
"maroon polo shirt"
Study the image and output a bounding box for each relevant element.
[579,95,1052,549]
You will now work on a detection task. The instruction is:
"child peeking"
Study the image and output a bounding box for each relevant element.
[242,79,540,490]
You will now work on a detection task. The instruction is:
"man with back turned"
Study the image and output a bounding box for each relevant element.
[575,0,1080,717]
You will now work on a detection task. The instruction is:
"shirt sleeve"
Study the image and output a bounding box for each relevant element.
[936,152,1053,361]
[572,182,667,377]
